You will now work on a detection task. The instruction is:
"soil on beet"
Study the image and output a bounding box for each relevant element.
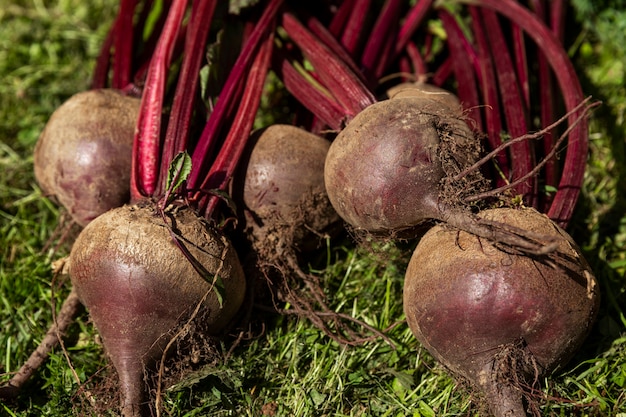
[238,188,360,344]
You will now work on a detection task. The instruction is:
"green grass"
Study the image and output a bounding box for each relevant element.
[1,1,625,416]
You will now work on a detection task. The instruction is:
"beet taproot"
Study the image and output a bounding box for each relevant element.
[34,89,140,226]
[403,207,599,416]
[238,124,339,254]
[68,203,246,417]
[324,95,483,235]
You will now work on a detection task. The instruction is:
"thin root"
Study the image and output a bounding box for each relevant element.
[0,265,83,400]
[453,97,598,202]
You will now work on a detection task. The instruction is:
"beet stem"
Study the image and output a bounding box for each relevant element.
[327,0,355,38]
[274,56,346,131]
[130,0,188,200]
[452,97,593,183]
[531,1,561,209]
[157,0,218,195]
[455,0,588,227]
[187,0,284,191]
[92,21,115,89]
[481,8,534,200]
[198,31,275,218]
[511,24,530,108]
[281,12,376,118]
[469,6,510,184]
[404,42,428,80]
[466,99,598,203]
[113,0,138,90]
[394,0,433,57]
[439,10,482,128]
[306,17,366,84]
[360,0,403,80]
[334,0,370,56]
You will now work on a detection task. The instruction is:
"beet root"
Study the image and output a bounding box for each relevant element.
[238,124,340,255]
[235,124,375,344]
[403,207,599,416]
[386,82,463,113]
[68,203,246,417]
[34,89,140,226]
[324,96,483,235]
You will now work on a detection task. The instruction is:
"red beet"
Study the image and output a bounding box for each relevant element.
[236,124,379,345]
[324,95,483,235]
[238,124,339,254]
[386,82,462,112]
[68,203,246,417]
[403,207,600,416]
[34,89,140,226]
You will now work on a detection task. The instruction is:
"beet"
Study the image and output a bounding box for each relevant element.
[386,82,462,112]
[68,203,246,417]
[235,124,374,345]
[34,89,140,226]
[324,95,483,235]
[403,207,600,416]
[238,124,339,254]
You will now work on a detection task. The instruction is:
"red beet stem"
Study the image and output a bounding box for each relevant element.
[405,42,428,80]
[530,1,559,209]
[132,20,187,90]
[395,0,433,57]
[281,12,376,119]
[274,56,346,131]
[462,98,597,203]
[130,0,187,201]
[306,17,365,83]
[92,22,115,89]
[157,0,218,195]
[431,55,453,86]
[512,24,530,108]
[550,0,566,42]
[469,7,509,185]
[439,10,482,129]
[460,0,588,227]
[327,0,354,38]
[187,0,284,191]
[360,0,403,80]
[333,0,370,57]
[481,8,535,201]
[198,32,275,218]
[112,0,137,89]
[130,0,175,85]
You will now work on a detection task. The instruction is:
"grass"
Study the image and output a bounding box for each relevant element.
[1,0,625,416]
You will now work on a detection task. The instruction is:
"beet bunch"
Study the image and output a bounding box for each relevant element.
[3,1,601,416]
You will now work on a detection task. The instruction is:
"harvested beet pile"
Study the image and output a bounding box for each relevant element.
[1,1,602,416]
